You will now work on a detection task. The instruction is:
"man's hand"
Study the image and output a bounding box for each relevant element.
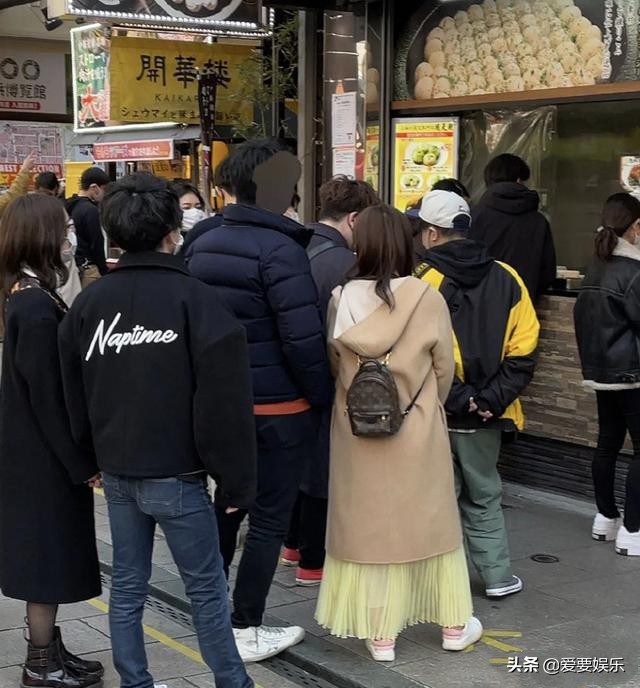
[87,473,102,489]
[20,151,37,174]
[469,397,478,413]
[225,507,240,514]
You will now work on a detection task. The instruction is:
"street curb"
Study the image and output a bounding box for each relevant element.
[97,558,426,688]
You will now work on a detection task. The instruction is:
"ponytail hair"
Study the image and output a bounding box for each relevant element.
[595,193,640,261]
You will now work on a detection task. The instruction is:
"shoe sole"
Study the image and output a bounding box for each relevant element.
[486,583,523,599]
[240,635,305,664]
[615,545,640,557]
[368,651,395,662]
[21,682,103,688]
[592,531,617,542]
[295,578,322,587]
[280,559,299,567]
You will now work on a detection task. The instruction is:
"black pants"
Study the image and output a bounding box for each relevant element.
[284,492,328,570]
[594,390,640,532]
[215,412,312,628]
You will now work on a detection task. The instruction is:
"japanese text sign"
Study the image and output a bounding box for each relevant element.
[72,26,111,129]
[92,139,174,162]
[109,37,252,125]
[0,49,67,115]
[392,118,459,212]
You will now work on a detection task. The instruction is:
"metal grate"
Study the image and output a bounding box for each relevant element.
[99,570,341,688]
[265,657,343,688]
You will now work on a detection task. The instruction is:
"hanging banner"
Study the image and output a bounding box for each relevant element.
[392,117,459,212]
[0,49,68,115]
[364,124,380,191]
[71,26,111,130]
[0,122,64,192]
[92,139,174,162]
[109,36,252,125]
[397,0,640,102]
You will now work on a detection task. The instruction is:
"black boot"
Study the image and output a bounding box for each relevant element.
[54,628,104,678]
[21,638,102,688]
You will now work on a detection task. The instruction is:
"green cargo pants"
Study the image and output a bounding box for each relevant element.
[450,429,512,586]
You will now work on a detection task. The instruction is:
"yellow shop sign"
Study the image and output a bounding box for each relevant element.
[109,36,252,125]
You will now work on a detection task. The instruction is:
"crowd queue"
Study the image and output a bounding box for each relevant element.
[0,141,638,688]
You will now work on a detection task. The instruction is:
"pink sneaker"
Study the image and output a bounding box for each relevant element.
[365,639,396,662]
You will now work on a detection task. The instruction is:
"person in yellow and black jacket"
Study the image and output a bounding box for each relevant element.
[415,190,540,601]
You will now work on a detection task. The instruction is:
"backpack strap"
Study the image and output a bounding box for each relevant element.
[404,377,427,416]
[307,240,343,261]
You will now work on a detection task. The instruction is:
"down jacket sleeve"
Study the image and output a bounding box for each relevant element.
[263,241,331,408]
[476,265,540,416]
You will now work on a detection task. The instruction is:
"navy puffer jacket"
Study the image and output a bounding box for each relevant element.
[188,204,331,408]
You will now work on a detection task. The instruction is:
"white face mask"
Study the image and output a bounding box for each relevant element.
[173,232,185,255]
[182,207,206,232]
[61,230,77,264]
[284,208,301,223]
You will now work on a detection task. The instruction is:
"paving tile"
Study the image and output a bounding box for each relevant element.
[325,633,438,668]
[266,599,329,638]
[57,618,113,654]
[265,583,307,609]
[539,571,640,614]
[0,665,23,688]
[83,606,193,642]
[0,629,26,668]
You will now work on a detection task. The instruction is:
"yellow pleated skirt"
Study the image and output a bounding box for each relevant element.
[315,546,473,640]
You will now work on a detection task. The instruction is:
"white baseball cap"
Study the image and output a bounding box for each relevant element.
[419,190,471,231]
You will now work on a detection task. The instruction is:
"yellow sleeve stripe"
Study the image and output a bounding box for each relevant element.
[496,262,540,359]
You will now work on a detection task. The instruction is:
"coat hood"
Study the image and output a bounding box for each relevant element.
[223,203,313,249]
[65,195,95,214]
[480,182,540,215]
[424,239,494,288]
[333,278,428,359]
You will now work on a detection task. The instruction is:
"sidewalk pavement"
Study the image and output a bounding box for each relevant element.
[2,483,640,688]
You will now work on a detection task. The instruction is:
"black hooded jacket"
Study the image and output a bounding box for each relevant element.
[58,252,257,509]
[470,182,556,299]
[65,196,108,275]
[417,239,539,431]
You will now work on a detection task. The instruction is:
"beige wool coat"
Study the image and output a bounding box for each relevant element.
[326,277,463,564]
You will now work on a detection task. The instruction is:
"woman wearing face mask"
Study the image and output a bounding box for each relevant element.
[0,194,103,688]
[58,217,82,307]
[574,193,640,557]
[171,182,207,235]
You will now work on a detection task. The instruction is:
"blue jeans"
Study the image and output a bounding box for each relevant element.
[102,474,253,688]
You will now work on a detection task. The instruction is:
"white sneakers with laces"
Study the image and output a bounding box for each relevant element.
[592,513,622,541]
[233,625,305,662]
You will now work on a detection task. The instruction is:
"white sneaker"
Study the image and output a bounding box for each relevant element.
[592,513,622,541]
[442,616,483,651]
[485,575,523,599]
[365,639,396,662]
[615,525,640,556]
[233,625,305,662]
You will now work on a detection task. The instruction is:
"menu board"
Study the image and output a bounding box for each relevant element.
[392,117,459,212]
[396,0,640,102]
[621,155,640,192]
[365,124,380,191]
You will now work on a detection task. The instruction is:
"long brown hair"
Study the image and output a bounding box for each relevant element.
[350,204,414,309]
[0,194,68,294]
[595,193,640,261]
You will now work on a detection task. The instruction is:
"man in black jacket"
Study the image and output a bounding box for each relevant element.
[470,154,556,299]
[284,176,378,585]
[66,167,110,288]
[417,190,539,600]
[59,173,256,688]
[189,141,331,663]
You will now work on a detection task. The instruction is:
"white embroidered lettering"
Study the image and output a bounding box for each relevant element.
[84,313,180,360]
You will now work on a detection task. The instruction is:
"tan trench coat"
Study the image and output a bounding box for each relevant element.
[326,277,463,564]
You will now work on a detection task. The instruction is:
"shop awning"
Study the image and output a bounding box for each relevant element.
[69,125,201,148]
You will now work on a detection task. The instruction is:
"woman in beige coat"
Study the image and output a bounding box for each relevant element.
[315,205,481,661]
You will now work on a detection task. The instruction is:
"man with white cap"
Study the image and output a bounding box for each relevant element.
[415,190,540,600]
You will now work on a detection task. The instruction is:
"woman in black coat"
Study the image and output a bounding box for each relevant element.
[0,194,103,688]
